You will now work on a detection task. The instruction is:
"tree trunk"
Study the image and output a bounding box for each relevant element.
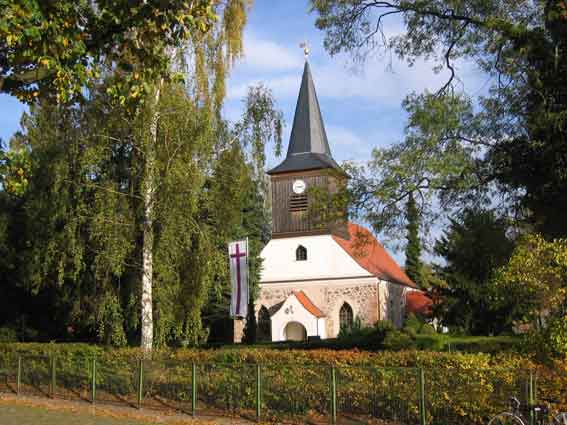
[141,82,162,353]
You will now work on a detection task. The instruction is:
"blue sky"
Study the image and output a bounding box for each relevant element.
[222,2,488,261]
[223,2,488,170]
[0,1,489,261]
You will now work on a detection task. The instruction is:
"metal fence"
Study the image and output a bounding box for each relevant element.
[0,354,557,425]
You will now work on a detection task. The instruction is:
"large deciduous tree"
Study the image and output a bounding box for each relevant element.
[0,0,216,103]
[0,0,282,351]
[493,234,567,358]
[312,0,567,240]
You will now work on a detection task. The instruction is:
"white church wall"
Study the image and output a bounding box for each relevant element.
[260,235,373,283]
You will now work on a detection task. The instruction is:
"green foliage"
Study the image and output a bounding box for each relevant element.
[434,209,515,335]
[0,82,280,347]
[420,323,436,335]
[0,327,17,343]
[404,192,422,286]
[403,313,424,335]
[3,342,566,423]
[242,299,257,345]
[312,0,567,240]
[0,141,31,196]
[0,0,218,103]
[383,331,415,350]
[96,294,127,347]
[336,319,397,350]
[414,335,521,353]
[338,316,363,338]
[374,320,395,339]
[0,0,282,350]
[493,234,567,359]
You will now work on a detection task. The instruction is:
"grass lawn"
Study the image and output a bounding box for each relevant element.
[217,334,523,353]
[414,334,522,352]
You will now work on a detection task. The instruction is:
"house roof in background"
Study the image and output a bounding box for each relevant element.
[406,291,433,316]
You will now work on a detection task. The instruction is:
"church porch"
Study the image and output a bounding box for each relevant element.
[268,290,326,342]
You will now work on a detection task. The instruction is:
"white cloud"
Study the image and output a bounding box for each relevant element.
[227,74,299,101]
[237,32,303,72]
[230,30,486,108]
[326,125,365,147]
[229,52,454,108]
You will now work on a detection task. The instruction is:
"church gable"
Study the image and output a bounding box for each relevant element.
[259,234,374,283]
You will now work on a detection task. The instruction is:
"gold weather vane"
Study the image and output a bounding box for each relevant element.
[299,41,310,60]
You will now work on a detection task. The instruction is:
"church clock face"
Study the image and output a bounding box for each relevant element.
[292,179,306,194]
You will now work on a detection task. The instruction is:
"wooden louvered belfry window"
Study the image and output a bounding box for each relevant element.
[289,193,308,212]
[339,302,353,330]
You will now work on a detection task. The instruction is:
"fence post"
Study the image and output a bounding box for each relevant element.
[91,358,96,404]
[330,366,337,425]
[137,359,143,409]
[256,364,261,422]
[50,356,56,399]
[529,370,535,425]
[16,356,21,395]
[418,368,426,425]
[191,362,197,417]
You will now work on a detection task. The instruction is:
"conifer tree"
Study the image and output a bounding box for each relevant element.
[404,192,422,286]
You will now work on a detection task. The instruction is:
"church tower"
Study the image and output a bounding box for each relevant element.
[267,61,347,238]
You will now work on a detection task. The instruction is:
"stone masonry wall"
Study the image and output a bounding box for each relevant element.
[256,279,382,339]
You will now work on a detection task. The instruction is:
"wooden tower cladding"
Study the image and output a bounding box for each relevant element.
[270,170,347,238]
[267,61,348,238]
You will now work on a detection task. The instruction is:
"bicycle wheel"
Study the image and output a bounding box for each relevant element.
[488,412,526,425]
[553,413,567,425]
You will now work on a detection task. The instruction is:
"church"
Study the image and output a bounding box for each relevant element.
[236,60,421,343]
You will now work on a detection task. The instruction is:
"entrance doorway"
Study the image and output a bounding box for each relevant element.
[284,321,307,341]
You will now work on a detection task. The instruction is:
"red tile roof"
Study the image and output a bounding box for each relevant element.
[292,290,325,318]
[406,291,433,316]
[332,222,416,288]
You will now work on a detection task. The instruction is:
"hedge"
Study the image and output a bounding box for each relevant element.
[0,343,565,424]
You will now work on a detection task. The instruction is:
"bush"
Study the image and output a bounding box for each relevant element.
[404,313,423,333]
[0,327,18,342]
[338,316,364,338]
[420,323,437,335]
[415,334,448,351]
[383,331,415,350]
[373,320,394,339]
[0,342,565,418]
[403,326,417,339]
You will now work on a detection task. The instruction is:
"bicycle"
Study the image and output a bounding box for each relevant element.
[488,396,567,425]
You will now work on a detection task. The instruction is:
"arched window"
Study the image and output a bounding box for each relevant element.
[257,306,271,341]
[296,245,307,261]
[339,302,353,330]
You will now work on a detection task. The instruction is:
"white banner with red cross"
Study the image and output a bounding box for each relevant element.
[228,239,249,318]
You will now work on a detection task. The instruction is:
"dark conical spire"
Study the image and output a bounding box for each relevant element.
[288,61,331,156]
[268,61,341,175]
